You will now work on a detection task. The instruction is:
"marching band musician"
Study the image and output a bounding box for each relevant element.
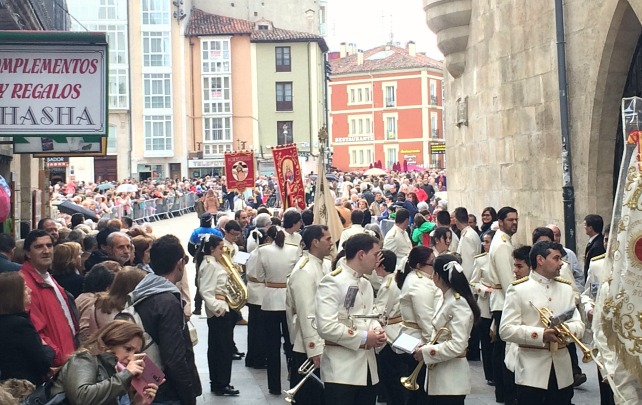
[372,249,406,405]
[223,220,242,258]
[413,254,481,404]
[383,208,412,270]
[315,233,387,405]
[282,209,304,255]
[285,225,333,405]
[256,225,302,395]
[196,235,240,396]
[499,240,584,405]
[397,246,442,405]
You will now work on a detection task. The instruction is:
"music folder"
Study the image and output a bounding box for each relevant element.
[391,332,422,354]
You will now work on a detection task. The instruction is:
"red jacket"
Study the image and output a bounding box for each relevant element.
[20,262,77,367]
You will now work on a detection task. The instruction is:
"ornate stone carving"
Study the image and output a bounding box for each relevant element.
[423,0,472,78]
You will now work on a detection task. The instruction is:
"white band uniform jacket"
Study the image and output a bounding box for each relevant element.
[286,252,331,357]
[246,246,267,306]
[470,252,492,319]
[499,272,585,390]
[373,272,402,347]
[383,225,412,270]
[315,263,379,386]
[399,270,442,343]
[456,226,482,281]
[198,255,229,317]
[420,289,474,396]
[256,241,302,311]
[488,229,513,312]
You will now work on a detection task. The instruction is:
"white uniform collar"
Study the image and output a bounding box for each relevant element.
[530,270,552,285]
[343,262,363,279]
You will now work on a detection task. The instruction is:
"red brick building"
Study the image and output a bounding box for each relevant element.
[328,43,444,171]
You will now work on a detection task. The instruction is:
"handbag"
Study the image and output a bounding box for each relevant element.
[188,320,198,346]
[20,378,66,405]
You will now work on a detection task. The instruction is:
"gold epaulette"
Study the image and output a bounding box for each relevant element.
[385,277,393,288]
[501,234,509,243]
[206,257,211,263]
[474,252,488,259]
[554,277,572,285]
[331,268,342,276]
[299,257,309,269]
[454,292,461,300]
[512,276,529,286]
[285,242,300,247]
[591,253,606,262]
[561,258,569,264]
[416,271,423,278]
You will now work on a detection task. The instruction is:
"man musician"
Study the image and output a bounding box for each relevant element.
[286,225,333,404]
[316,233,387,405]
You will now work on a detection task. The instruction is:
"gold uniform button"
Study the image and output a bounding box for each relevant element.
[548,298,552,302]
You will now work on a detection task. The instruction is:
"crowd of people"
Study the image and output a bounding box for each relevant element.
[0,166,631,405]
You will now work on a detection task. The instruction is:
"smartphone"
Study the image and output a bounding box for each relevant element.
[118,356,165,403]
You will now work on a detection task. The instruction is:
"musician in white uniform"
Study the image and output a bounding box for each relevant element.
[286,225,333,404]
[500,240,584,404]
[383,208,412,270]
[256,225,302,394]
[283,209,304,255]
[197,235,240,396]
[397,246,442,405]
[338,210,366,251]
[316,233,387,405]
[414,254,480,404]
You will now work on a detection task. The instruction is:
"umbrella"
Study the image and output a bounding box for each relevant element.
[97,183,114,191]
[326,173,339,182]
[116,184,138,193]
[57,200,99,221]
[363,167,387,176]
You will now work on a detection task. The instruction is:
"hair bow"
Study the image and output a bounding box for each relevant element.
[444,260,463,282]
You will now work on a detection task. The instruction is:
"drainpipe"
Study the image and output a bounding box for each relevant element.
[555,0,576,252]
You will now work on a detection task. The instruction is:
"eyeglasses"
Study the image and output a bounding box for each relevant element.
[423,262,434,267]
[182,255,189,264]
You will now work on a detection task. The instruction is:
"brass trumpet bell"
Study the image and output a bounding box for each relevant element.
[283,359,318,403]
[400,327,451,391]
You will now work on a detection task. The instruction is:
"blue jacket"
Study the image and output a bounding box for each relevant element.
[188,227,223,245]
[0,253,21,273]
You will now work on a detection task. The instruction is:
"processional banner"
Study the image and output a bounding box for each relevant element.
[272,144,306,210]
[224,150,255,192]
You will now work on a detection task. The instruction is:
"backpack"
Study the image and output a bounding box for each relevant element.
[115,295,164,369]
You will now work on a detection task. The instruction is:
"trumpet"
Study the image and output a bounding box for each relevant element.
[400,327,452,391]
[283,359,323,403]
[348,313,388,329]
[530,302,602,367]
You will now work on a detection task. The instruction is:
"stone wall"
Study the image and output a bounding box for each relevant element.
[427,0,642,248]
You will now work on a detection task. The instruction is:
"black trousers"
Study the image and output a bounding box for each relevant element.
[467,321,481,360]
[324,367,376,405]
[516,366,573,405]
[193,273,202,312]
[263,309,293,391]
[597,367,615,405]
[376,345,407,405]
[290,351,324,405]
[207,311,239,390]
[245,303,267,367]
[429,396,465,405]
[405,354,430,405]
[492,311,508,403]
[568,342,581,375]
[479,316,494,381]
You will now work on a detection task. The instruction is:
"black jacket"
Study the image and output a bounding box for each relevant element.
[54,272,84,298]
[584,233,606,280]
[84,249,110,273]
[0,313,54,384]
[131,274,201,405]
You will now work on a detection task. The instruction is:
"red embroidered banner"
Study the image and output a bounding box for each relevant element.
[224,151,255,192]
[272,144,306,210]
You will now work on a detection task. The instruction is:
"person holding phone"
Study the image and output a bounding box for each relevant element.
[51,320,159,405]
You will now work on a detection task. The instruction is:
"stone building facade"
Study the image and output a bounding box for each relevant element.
[424,0,642,248]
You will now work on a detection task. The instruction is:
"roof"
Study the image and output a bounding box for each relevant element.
[329,45,443,75]
[186,8,328,52]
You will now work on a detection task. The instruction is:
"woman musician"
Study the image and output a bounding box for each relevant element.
[196,235,240,397]
[413,254,481,404]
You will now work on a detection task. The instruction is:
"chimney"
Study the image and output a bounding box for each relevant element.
[407,41,416,57]
[340,42,347,58]
[350,43,357,55]
[357,50,363,66]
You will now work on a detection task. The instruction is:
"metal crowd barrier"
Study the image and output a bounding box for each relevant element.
[128,192,196,224]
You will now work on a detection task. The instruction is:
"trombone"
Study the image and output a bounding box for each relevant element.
[283,358,324,403]
[529,301,603,368]
[400,327,451,391]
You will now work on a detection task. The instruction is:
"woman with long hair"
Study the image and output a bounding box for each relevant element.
[479,207,497,241]
[0,272,53,384]
[413,254,480,404]
[51,242,84,298]
[51,320,158,405]
[358,198,372,226]
[91,268,147,335]
[204,189,220,215]
[431,227,452,256]
[195,235,239,396]
[131,235,154,273]
[396,246,442,405]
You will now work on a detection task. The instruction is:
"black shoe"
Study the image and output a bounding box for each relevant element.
[213,385,239,396]
[192,309,201,316]
[573,373,587,387]
[269,389,281,395]
[236,351,245,357]
[487,380,495,386]
[232,353,243,360]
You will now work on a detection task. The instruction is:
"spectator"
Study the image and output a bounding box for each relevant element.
[105,232,132,266]
[76,263,116,344]
[121,216,133,230]
[50,320,159,404]
[81,235,97,271]
[129,235,201,404]
[187,213,223,257]
[36,218,60,245]
[0,234,20,273]
[0,272,54,384]
[84,227,119,272]
[131,235,154,273]
[66,229,85,246]
[20,230,77,367]
[51,242,85,298]
[70,213,85,229]
[92,267,147,334]
[12,240,25,265]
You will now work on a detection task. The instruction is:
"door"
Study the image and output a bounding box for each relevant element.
[93,156,118,183]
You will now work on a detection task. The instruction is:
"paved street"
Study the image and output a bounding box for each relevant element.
[152,212,601,404]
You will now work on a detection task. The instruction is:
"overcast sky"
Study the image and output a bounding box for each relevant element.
[325,0,443,60]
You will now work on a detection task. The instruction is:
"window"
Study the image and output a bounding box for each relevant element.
[348,146,374,167]
[203,143,232,156]
[385,146,398,169]
[89,24,127,65]
[107,125,117,154]
[347,84,371,105]
[144,115,173,154]
[98,0,117,19]
[431,112,439,138]
[275,47,291,72]
[202,76,231,114]
[202,39,231,74]
[143,73,172,109]
[141,0,169,25]
[277,121,294,145]
[430,80,437,105]
[109,68,128,109]
[348,115,373,136]
[276,82,293,111]
[142,32,170,67]
[386,116,397,140]
[385,85,396,107]
[203,117,232,142]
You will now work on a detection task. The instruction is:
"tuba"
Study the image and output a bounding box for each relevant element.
[220,246,248,310]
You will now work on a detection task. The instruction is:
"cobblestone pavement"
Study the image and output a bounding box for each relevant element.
[153,212,601,404]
